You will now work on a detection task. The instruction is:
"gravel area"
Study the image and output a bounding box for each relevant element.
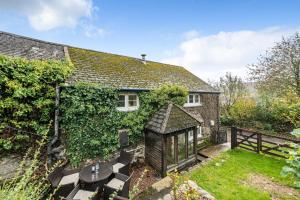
[130,163,160,192]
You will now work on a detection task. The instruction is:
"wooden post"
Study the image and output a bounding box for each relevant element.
[257,133,262,153]
[161,135,167,177]
[185,130,189,159]
[231,127,237,149]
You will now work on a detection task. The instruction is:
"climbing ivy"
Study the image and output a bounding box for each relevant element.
[0,54,73,153]
[60,83,188,166]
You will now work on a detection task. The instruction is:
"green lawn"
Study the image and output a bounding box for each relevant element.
[188,149,298,200]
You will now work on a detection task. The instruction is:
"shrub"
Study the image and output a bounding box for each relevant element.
[225,98,256,127]
[281,128,300,188]
[221,92,300,133]
[0,130,54,200]
[0,54,73,153]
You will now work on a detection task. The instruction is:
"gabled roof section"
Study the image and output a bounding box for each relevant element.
[0,31,218,92]
[66,47,218,92]
[146,103,203,134]
[0,31,65,60]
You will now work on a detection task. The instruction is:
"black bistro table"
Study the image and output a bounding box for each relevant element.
[79,162,113,191]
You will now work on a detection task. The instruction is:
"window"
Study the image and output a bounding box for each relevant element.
[128,95,137,107]
[166,136,175,167]
[184,93,201,107]
[117,93,139,111]
[197,126,202,139]
[118,95,125,107]
[188,130,194,157]
[178,132,186,162]
[189,94,194,103]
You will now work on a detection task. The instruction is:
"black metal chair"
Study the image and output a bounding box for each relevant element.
[48,166,81,200]
[103,173,132,199]
[110,150,132,176]
[66,184,101,200]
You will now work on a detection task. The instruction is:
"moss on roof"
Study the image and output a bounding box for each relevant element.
[67,47,217,92]
[146,103,201,134]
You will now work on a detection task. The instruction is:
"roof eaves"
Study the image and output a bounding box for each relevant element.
[0,31,64,47]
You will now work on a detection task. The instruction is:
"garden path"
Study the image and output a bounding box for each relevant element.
[0,155,30,180]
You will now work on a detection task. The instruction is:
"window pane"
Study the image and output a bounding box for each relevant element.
[195,95,199,103]
[189,94,194,103]
[197,126,202,138]
[166,136,175,167]
[118,95,125,107]
[188,130,194,156]
[128,95,137,107]
[178,132,186,162]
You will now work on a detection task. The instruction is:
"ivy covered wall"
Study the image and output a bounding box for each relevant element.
[0,54,73,153]
[59,83,188,166]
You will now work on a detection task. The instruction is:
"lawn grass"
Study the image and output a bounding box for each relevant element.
[188,149,297,200]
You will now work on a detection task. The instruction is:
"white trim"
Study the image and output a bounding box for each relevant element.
[117,93,139,112]
[184,93,202,107]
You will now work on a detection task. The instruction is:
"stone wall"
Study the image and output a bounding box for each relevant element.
[184,92,220,143]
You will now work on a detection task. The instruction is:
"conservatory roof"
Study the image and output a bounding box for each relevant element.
[145,103,203,134]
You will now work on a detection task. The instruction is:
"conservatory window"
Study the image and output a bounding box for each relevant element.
[117,93,139,111]
[188,130,194,157]
[184,94,201,107]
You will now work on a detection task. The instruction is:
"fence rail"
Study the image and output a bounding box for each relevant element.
[231,127,299,159]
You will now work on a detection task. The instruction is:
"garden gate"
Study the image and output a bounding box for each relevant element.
[231,127,300,159]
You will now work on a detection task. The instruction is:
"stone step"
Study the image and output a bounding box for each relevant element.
[197,153,209,162]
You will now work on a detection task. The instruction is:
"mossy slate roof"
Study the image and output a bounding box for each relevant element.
[67,47,217,92]
[0,31,65,60]
[145,103,202,134]
[0,31,217,92]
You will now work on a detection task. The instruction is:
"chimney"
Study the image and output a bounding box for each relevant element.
[141,54,146,61]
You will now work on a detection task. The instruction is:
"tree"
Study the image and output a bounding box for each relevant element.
[217,72,246,114]
[249,32,300,96]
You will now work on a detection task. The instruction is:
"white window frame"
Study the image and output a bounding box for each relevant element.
[197,126,203,138]
[184,93,201,107]
[117,93,139,112]
[188,130,194,142]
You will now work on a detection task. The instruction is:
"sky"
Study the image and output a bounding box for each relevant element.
[0,0,300,81]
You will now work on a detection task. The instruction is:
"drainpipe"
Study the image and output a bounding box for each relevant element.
[47,85,60,164]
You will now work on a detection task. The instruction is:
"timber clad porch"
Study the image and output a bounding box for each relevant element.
[145,103,203,177]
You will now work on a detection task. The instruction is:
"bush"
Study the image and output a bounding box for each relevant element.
[60,83,188,166]
[0,132,54,200]
[281,128,300,188]
[0,54,73,153]
[224,98,256,127]
[221,92,300,133]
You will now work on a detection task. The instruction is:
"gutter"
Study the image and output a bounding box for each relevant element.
[47,85,60,164]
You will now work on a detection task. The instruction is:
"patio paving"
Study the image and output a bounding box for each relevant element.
[199,142,231,158]
[0,154,30,181]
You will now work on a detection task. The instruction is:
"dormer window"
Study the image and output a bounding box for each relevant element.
[184,93,201,107]
[117,93,139,111]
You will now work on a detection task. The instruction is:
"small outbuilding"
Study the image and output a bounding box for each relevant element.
[145,103,203,177]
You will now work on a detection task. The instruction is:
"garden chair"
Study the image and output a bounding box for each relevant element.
[48,165,81,199]
[66,184,101,200]
[102,173,132,199]
[110,150,132,176]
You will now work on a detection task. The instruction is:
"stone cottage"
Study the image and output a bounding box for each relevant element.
[0,31,220,174]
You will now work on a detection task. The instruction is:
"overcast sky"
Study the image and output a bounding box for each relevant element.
[0,0,299,81]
